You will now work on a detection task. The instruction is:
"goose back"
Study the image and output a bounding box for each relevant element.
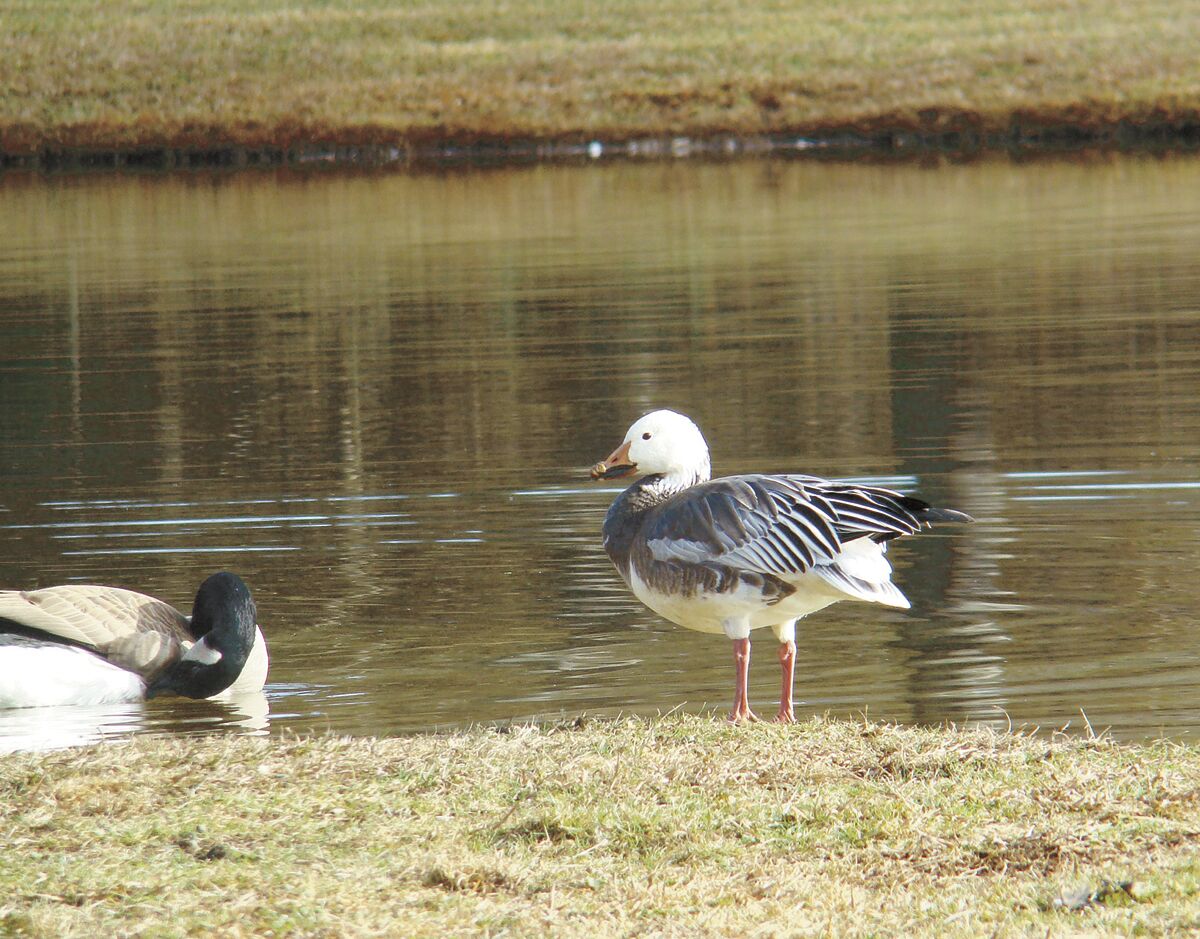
[0,586,191,683]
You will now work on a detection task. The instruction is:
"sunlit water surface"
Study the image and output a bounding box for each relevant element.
[2,156,1200,751]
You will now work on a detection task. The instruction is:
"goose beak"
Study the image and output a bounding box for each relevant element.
[590,440,637,480]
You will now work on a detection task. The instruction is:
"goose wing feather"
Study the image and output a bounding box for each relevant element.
[644,475,926,578]
[0,586,191,680]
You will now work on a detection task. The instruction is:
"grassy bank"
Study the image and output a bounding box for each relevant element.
[1,716,1198,937]
[2,0,1200,164]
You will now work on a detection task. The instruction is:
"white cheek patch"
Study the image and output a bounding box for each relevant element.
[181,636,223,666]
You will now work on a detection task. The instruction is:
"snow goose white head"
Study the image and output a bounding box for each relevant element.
[590,408,712,489]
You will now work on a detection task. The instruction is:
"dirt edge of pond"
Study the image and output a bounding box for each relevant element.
[4,108,1200,173]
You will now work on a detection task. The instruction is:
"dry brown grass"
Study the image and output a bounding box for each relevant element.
[1,715,1198,936]
[2,0,1199,157]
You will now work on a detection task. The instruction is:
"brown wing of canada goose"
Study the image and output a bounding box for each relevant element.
[0,585,193,682]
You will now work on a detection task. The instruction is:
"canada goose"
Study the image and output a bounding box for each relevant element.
[590,409,971,723]
[0,572,268,708]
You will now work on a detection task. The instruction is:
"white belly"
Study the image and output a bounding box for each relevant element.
[629,566,847,636]
[0,645,145,708]
[626,536,910,639]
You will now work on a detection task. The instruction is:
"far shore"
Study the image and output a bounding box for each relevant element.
[3,0,1199,172]
[4,117,1200,175]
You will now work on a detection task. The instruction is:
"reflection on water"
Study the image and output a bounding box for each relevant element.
[0,693,269,754]
[2,155,1200,749]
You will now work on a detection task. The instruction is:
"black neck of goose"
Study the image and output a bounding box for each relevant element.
[148,572,257,699]
[613,474,676,515]
[629,472,696,507]
[602,474,682,579]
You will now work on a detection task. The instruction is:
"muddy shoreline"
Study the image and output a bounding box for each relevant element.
[5,117,1200,174]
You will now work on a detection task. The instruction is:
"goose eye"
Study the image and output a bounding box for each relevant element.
[642,432,651,440]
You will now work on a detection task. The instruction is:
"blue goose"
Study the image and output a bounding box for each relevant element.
[0,572,268,708]
[590,410,971,723]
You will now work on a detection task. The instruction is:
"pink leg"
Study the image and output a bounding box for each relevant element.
[775,639,797,723]
[728,637,760,723]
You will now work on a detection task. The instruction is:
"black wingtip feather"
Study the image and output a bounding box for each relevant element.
[916,507,975,524]
[894,495,973,525]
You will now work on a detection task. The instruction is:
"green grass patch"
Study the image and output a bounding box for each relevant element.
[2,715,1198,936]
[1,0,1199,156]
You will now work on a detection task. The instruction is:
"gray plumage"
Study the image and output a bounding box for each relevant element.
[590,408,972,722]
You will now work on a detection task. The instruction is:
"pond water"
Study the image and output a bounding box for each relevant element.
[2,155,1200,751]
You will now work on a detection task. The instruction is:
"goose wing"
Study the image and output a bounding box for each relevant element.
[0,585,191,680]
[642,475,928,577]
